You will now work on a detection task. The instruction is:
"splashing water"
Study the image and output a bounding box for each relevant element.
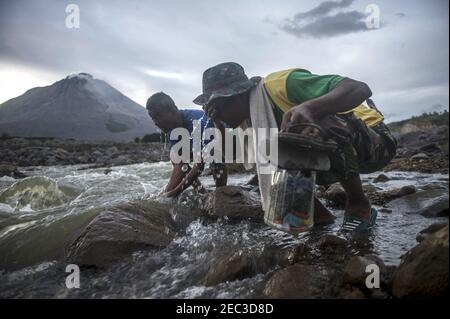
[0,163,447,298]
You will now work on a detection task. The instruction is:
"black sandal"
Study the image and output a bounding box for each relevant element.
[278,122,338,152]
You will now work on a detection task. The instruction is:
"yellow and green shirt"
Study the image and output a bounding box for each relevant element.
[263,69,384,128]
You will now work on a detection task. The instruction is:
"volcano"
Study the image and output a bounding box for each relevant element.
[0,73,157,141]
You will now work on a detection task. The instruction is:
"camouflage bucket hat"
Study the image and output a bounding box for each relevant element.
[193,62,259,106]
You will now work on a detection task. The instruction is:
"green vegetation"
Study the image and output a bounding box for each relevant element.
[388,110,449,131]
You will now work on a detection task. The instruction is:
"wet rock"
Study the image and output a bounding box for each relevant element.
[104,168,113,175]
[204,245,305,286]
[263,264,327,299]
[342,255,386,287]
[373,174,390,183]
[203,186,264,221]
[205,250,255,286]
[318,234,348,250]
[385,185,416,200]
[387,189,448,216]
[0,164,27,179]
[276,244,309,267]
[411,153,429,161]
[392,226,449,298]
[0,176,81,210]
[324,183,346,208]
[416,222,448,242]
[418,194,449,218]
[67,202,176,267]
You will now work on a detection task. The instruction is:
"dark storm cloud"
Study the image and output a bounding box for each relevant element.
[0,0,448,121]
[293,0,354,19]
[280,0,379,38]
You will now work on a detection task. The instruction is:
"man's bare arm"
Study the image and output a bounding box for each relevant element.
[280,78,372,132]
[164,163,184,193]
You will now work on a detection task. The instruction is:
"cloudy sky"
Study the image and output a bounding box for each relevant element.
[0,0,448,122]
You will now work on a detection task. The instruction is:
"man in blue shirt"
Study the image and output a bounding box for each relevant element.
[146,92,227,197]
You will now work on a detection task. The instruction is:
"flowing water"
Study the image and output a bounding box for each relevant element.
[0,162,447,298]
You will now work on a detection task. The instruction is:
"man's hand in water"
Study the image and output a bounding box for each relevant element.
[160,162,205,198]
[161,186,182,198]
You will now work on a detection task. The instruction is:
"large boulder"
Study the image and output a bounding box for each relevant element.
[416,222,448,242]
[203,186,264,221]
[67,201,185,267]
[392,226,449,298]
[418,194,449,218]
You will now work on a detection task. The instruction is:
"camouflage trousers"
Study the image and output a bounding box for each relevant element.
[315,113,398,186]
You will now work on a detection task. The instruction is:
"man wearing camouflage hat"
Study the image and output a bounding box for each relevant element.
[194,62,397,232]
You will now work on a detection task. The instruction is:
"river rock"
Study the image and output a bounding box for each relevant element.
[263,264,328,299]
[392,226,449,298]
[373,174,390,183]
[203,186,264,221]
[416,222,448,242]
[387,189,448,216]
[205,250,255,286]
[318,234,348,250]
[204,244,307,287]
[0,164,27,179]
[276,244,309,267]
[411,153,429,161]
[418,194,449,218]
[342,255,386,287]
[386,185,416,200]
[67,202,177,267]
[324,183,346,208]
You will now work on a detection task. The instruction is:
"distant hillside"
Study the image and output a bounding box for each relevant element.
[388,111,449,134]
[0,73,157,141]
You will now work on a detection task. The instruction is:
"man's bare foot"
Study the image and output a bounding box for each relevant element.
[340,174,372,221]
[314,197,336,226]
[345,198,371,221]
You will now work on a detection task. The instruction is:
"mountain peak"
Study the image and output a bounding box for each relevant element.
[65,73,94,81]
[0,73,157,141]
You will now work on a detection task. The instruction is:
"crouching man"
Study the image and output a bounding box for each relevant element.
[193,63,397,233]
[146,92,227,197]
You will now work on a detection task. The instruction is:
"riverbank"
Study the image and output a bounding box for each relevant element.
[0,137,166,168]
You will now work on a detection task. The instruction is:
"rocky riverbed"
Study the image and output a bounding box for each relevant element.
[0,137,166,168]
[0,161,448,299]
[0,125,448,299]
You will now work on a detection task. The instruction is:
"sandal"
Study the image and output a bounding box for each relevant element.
[275,122,338,171]
[341,207,378,233]
[278,123,338,152]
